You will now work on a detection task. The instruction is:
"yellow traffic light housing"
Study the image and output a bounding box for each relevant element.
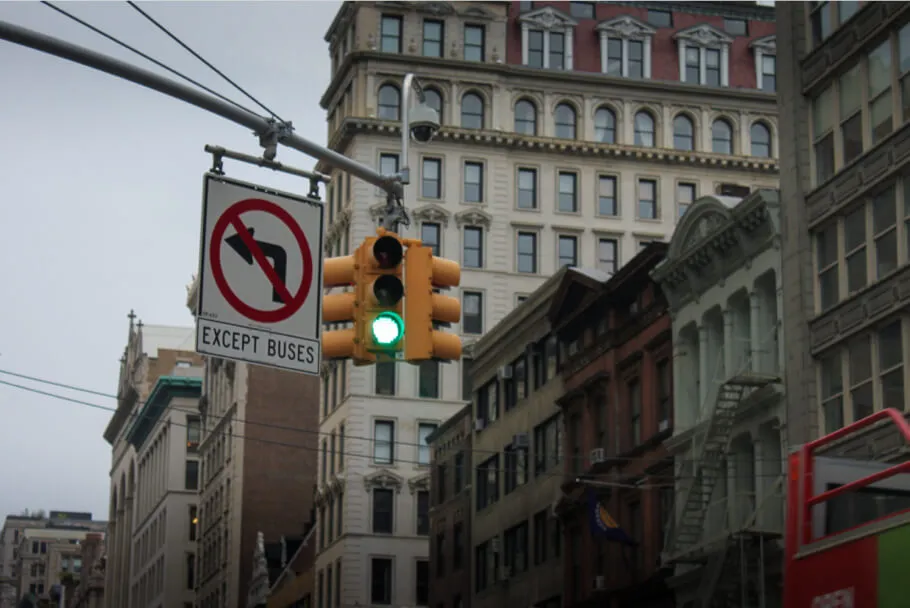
[403,245,462,362]
[321,253,361,361]
[357,230,406,363]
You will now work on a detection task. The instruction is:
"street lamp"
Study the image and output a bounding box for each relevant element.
[398,73,441,186]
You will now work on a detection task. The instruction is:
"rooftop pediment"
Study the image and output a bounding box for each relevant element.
[364,468,405,492]
[595,15,655,39]
[454,207,492,228]
[519,5,577,30]
[750,35,776,54]
[674,23,733,47]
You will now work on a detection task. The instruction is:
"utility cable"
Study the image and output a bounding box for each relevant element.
[0,368,793,473]
[40,2,260,120]
[125,0,286,124]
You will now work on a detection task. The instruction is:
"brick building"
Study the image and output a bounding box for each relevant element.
[776,2,910,447]
[426,404,473,608]
[186,278,321,608]
[551,243,674,608]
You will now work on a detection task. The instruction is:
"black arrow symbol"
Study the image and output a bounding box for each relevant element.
[225,227,289,304]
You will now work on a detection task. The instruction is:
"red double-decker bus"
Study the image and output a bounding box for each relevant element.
[784,408,910,607]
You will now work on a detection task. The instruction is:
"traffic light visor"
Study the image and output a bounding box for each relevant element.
[373,236,403,269]
[372,311,404,346]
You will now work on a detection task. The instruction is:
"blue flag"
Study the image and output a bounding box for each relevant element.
[588,490,637,545]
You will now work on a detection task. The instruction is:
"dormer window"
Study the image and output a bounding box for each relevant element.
[519,6,577,70]
[595,16,655,79]
[750,35,777,92]
[674,24,732,87]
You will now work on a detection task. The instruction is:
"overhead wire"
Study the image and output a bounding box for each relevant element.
[124,0,286,124]
[0,368,791,481]
[39,2,261,119]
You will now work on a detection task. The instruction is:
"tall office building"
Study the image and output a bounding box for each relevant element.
[314,2,778,605]
[776,2,910,445]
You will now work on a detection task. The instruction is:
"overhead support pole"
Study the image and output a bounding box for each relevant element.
[0,19,403,198]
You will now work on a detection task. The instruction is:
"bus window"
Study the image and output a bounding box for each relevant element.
[824,484,910,536]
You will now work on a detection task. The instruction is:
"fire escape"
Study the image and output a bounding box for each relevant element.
[663,332,783,608]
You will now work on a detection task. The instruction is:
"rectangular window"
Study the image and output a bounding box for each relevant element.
[705,48,721,86]
[476,455,500,510]
[647,9,672,27]
[517,168,538,209]
[810,1,832,46]
[528,30,544,68]
[558,235,578,267]
[850,336,873,422]
[380,16,402,54]
[374,420,395,464]
[873,186,898,279]
[436,531,446,576]
[629,380,642,445]
[607,38,622,75]
[463,227,483,268]
[421,158,442,199]
[844,205,866,295]
[462,358,473,401]
[569,2,594,19]
[462,291,483,334]
[868,41,893,145]
[550,32,566,70]
[184,460,199,490]
[840,63,863,165]
[186,552,195,589]
[504,521,530,575]
[816,222,839,311]
[638,179,658,219]
[685,46,700,83]
[372,489,394,534]
[419,361,440,399]
[597,238,618,276]
[517,232,537,273]
[416,560,430,605]
[724,17,747,36]
[880,320,905,409]
[371,558,393,605]
[417,491,430,536]
[598,175,617,216]
[657,360,671,426]
[339,424,345,471]
[421,222,440,256]
[418,423,438,464]
[813,86,835,184]
[422,20,444,57]
[189,506,198,541]
[820,352,844,433]
[558,171,578,212]
[677,182,696,217]
[464,25,485,62]
[453,522,464,568]
[380,153,400,177]
[762,54,777,92]
[628,40,644,79]
[186,416,200,452]
[464,162,484,203]
[375,361,396,396]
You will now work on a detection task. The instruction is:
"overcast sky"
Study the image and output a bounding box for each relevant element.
[0,0,339,520]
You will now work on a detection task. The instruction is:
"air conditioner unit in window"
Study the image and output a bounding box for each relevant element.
[594,575,605,590]
[590,448,606,464]
[658,419,670,433]
[491,537,500,553]
[500,567,511,582]
[512,433,530,448]
[474,419,485,432]
[498,365,513,380]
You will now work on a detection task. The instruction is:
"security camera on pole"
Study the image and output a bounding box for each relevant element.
[321,73,462,366]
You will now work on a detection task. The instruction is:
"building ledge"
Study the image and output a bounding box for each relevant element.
[125,376,202,448]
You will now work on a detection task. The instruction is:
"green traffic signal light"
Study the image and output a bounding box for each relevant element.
[371,311,404,346]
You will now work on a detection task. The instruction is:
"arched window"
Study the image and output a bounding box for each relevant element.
[377,84,401,121]
[461,93,484,129]
[712,119,733,154]
[555,103,577,139]
[514,99,537,135]
[673,114,695,151]
[423,88,443,123]
[594,107,616,143]
[751,122,772,158]
[634,111,655,147]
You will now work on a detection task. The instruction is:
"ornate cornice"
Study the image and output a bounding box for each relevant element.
[413,203,451,227]
[408,472,431,494]
[519,6,577,30]
[595,15,655,39]
[364,468,405,493]
[674,23,733,47]
[454,207,493,228]
[327,119,778,174]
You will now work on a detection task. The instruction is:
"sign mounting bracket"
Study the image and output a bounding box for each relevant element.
[204,144,330,199]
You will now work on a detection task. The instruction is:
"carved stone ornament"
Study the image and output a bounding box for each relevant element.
[450,40,460,59]
[595,15,655,39]
[364,468,405,493]
[408,38,418,53]
[454,207,492,228]
[329,473,346,494]
[418,1,455,16]
[408,472,431,494]
[675,24,731,47]
[367,33,377,51]
[370,202,389,221]
[413,203,451,227]
[520,6,577,30]
[750,35,776,55]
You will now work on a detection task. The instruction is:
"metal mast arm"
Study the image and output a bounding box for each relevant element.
[0,19,403,198]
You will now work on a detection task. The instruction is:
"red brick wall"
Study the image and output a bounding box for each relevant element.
[238,365,320,603]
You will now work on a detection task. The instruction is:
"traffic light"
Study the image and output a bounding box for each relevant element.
[357,230,406,363]
[403,244,462,362]
[321,252,360,361]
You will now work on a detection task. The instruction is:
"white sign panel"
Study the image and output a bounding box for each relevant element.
[196,174,324,375]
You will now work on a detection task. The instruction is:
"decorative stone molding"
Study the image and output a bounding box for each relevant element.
[408,472,431,494]
[417,1,455,17]
[413,203,451,227]
[364,468,405,493]
[674,23,733,47]
[454,208,493,228]
[595,15,655,40]
[457,4,495,20]
[329,473,346,495]
[519,5,576,30]
[750,35,776,55]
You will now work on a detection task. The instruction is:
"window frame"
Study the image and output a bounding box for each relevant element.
[463,225,484,268]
